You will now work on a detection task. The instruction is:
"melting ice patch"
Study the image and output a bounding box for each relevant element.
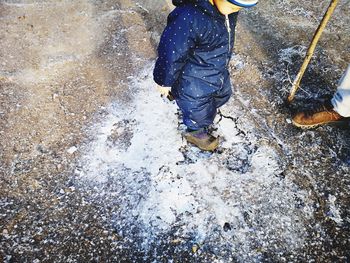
[78,66,314,261]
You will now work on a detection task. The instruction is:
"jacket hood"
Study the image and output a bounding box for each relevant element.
[172,0,222,19]
[172,0,197,7]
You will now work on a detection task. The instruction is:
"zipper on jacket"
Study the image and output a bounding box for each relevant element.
[225,14,231,65]
[221,14,231,88]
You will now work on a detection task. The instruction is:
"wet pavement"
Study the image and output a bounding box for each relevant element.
[1,0,349,262]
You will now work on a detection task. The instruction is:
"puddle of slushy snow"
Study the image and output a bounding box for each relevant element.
[77,65,314,261]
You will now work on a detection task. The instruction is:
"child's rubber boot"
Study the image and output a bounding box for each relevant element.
[183,129,219,151]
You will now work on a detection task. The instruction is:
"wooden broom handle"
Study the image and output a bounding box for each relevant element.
[287,0,339,103]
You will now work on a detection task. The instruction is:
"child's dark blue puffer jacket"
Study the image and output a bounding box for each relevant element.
[153,0,238,129]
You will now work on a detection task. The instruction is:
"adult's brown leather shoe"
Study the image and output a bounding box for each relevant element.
[292,108,344,129]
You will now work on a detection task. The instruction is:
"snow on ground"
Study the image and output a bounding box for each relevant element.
[77,64,315,261]
[327,194,343,225]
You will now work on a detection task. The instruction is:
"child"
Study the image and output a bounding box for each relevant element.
[153,0,259,151]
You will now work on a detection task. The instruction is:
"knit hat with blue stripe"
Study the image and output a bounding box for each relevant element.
[227,0,258,8]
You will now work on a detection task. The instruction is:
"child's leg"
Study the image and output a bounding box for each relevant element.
[214,81,233,109]
[174,92,219,151]
[175,96,217,130]
[177,98,219,151]
[332,65,350,117]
